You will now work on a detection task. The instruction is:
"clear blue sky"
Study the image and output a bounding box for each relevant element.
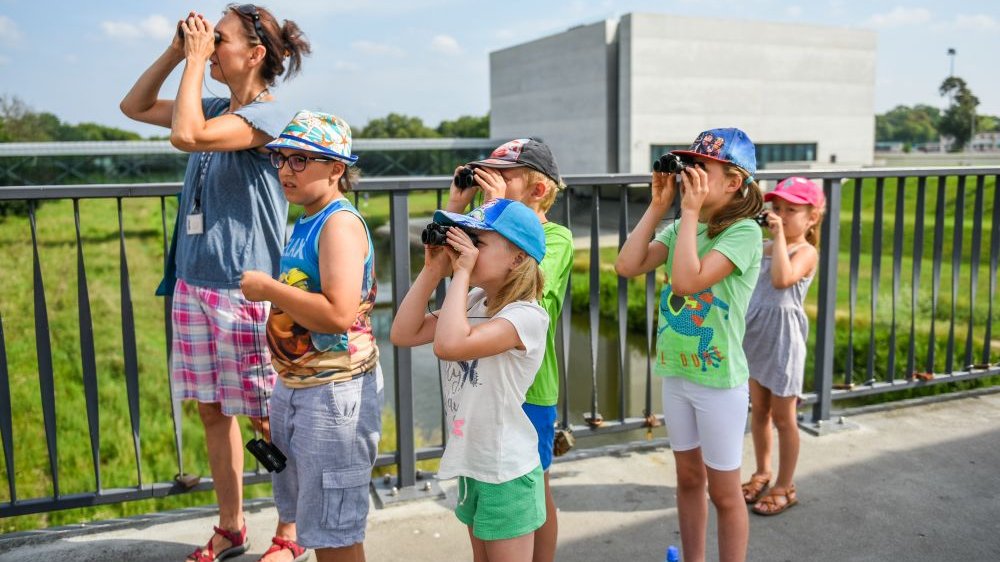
[1,0,997,137]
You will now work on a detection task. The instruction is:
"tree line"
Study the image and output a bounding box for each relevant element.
[4,80,997,152]
[876,76,998,151]
[0,95,490,143]
[0,95,143,142]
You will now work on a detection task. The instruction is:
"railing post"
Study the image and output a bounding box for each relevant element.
[812,178,841,424]
[389,188,416,488]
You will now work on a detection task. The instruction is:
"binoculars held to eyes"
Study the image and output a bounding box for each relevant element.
[421,223,480,247]
[454,167,476,189]
[246,438,287,473]
[177,22,222,44]
[653,153,694,174]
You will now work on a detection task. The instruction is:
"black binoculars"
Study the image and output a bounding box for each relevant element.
[177,23,222,44]
[421,223,480,246]
[246,438,287,473]
[653,154,692,174]
[454,166,476,189]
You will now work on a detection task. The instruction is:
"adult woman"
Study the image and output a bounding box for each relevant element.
[120,5,309,561]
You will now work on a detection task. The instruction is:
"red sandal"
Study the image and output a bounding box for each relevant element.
[258,536,308,562]
[186,525,249,562]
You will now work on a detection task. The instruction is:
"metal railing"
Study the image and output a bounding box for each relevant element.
[0,139,498,184]
[0,166,997,518]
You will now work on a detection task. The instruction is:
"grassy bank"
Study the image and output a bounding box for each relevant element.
[0,190,444,533]
[569,175,999,394]
[0,173,996,531]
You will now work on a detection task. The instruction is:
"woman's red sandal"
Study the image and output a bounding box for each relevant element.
[186,525,249,562]
[258,536,308,562]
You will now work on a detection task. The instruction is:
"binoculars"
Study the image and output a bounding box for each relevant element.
[421,223,480,246]
[454,166,476,189]
[652,154,692,174]
[246,438,287,473]
[177,23,222,44]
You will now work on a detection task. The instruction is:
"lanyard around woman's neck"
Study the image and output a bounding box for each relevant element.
[192,152,214,212]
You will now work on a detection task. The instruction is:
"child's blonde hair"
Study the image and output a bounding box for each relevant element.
[511,167,563,213]
[804,204,826,248]
[707,164,764,238]
[486,242,544,316]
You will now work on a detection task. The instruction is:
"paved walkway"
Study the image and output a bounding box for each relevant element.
[2,392,1000,561]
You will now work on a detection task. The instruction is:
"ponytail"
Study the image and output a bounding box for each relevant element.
[226,4,312,86]
[276,18,310,81]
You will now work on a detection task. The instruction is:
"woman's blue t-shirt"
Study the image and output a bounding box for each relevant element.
[174,97,292,289]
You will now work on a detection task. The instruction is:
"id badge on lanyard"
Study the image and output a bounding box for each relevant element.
[188,152,213,236]
[186,212,204,235]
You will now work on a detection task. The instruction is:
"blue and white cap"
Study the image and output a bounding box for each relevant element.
[432,198,546,264]
[670,127,757,181]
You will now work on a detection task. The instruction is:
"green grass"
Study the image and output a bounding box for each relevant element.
[0,189,447,533]
[340,190,452,230]
[572,174,999,388]
[0,175,996,532]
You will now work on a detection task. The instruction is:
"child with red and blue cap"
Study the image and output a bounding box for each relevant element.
[616,127,765,562]
[741,176,826,517]
[391,198,550,561]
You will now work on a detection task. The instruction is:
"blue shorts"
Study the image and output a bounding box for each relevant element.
[522,403,557,471]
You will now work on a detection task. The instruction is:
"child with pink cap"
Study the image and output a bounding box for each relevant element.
[740,176,826,516]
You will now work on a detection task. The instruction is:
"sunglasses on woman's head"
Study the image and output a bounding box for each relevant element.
[234,4,267,46]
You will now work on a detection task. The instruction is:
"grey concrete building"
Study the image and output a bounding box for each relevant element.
[489,13,876,174]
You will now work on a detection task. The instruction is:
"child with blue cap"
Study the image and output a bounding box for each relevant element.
[616,127,765,562]
[240,110,381,562]
[391,198,549,561]
[443,138,572,562]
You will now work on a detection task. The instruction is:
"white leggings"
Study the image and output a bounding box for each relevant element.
[661,376,749,471]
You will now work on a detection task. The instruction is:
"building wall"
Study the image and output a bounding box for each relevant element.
[490,13,876,174]
[489,20,618,175]
[620,13,876,173]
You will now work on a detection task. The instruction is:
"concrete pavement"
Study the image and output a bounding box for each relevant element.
[2,392,999,561]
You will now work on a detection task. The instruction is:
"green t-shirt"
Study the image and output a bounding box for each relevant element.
[525,221,574,406]
[652,218,762,389]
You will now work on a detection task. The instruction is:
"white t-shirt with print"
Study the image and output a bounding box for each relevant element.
[436,288,549,484]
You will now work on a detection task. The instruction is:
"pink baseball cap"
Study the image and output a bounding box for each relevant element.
[765,177,825,208]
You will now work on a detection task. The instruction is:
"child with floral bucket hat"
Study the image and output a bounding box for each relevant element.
[241,110,381,562]
[391,198,550,560]
[616,127,765,562]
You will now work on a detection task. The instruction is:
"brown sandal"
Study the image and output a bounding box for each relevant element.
[741,473,771,504]
[752,485,798,516]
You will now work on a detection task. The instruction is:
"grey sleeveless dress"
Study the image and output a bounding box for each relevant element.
[742,243,813,397]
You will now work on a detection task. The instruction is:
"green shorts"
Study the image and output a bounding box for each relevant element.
[455,465,545,541]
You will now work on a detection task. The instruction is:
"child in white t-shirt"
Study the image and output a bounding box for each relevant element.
[391,198,549,561]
